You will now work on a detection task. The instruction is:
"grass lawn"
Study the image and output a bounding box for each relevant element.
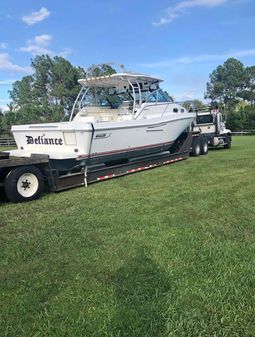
[1,136,255,337]
[0,147,15,151]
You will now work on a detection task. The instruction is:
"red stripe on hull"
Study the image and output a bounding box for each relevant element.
[78,140,174,159]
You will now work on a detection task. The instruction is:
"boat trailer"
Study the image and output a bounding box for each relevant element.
[0,131,206,203]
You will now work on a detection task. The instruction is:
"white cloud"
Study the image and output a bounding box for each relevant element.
[20,34,52,55]
[153,0,228,25]
[175,90,196,101]
[0,42,8,49]
[0,53,31,73]
[22,7,50,25]
[142,49,255,68]
[20,34,73,57]
[34,34,52,46]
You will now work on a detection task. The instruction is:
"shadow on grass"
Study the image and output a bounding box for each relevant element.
[0,187,8,203]
[208,146,229,151]
[108,247,170,337]
[0,184,52,204]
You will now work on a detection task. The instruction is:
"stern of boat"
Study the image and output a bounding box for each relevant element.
[11,121,93,159]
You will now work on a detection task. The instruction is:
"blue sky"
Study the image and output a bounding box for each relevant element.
[1,0,255,110]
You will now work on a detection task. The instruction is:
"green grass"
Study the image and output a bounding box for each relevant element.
[1,136,255,337]
[0,146,16,151]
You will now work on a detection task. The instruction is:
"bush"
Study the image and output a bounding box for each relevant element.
[226,105,255,131]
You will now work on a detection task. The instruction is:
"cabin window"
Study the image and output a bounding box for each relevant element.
[173,108,178,113]
[196,115,214,124]
[181,108,185,113]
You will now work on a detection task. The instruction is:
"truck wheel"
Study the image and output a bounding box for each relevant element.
[201,139,208,155]
[4,166,44,203]
[191,138,201,156]
[224,136,231,149]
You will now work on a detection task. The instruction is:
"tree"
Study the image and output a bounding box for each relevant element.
[227,105,255,131]
[205,58,255,130]
[8,57,117,132]
[50,57,85,111]
[1,106,17,136]
[205,58,246,111]
[241,66,255,106]
[31,55,53,106]
[9,55,87,126]
[87,63,116,77]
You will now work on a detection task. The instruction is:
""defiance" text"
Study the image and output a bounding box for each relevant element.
[26,135,63,145]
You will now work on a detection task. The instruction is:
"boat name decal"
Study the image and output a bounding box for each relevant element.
[25,135,63,145]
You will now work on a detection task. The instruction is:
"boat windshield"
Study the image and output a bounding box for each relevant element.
[129,88,172,103]
[146,89,172,103]
[80,88,132,109]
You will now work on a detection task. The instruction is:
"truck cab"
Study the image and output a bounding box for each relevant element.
[192,109,232,148]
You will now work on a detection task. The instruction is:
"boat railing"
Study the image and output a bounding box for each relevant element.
[69,86,89,121]
[134,102,173,119]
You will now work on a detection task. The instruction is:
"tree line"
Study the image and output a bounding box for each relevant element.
[0,55,254,135]
[0,56,114,135]
[1,55,85,135]
[205,58,255,131]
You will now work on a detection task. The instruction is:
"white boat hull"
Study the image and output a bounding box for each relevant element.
[11,114,194,163]
[90,115,193,163]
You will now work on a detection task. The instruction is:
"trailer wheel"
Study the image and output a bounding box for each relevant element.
[191,138,201,156]
[201,139,208,155]
[224,135,232,149]
[4,165,44,203]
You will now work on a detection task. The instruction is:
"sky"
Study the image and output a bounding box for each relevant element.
[1,0,255,111]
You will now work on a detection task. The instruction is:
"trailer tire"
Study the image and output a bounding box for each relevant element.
[224,135,231,149]
[191,138,201,156]
[4,165,44,203]
[201,139,208,155]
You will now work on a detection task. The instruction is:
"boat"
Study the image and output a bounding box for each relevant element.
[10,64,195,167]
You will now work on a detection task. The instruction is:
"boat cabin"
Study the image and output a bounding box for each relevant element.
[70,69,186,123]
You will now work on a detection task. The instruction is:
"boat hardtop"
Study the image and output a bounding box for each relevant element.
[78,72,163,87]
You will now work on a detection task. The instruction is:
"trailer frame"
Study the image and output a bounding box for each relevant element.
[0,131,207,203]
